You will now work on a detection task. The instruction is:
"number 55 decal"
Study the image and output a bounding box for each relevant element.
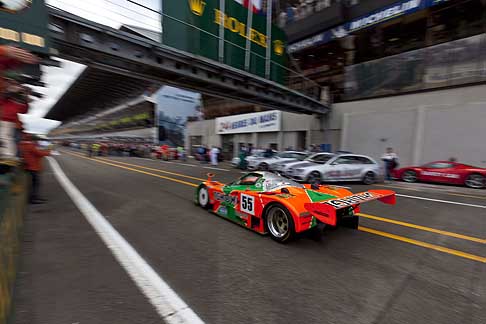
[240,194,255,215]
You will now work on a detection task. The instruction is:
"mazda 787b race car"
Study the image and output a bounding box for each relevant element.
[195,172,396,243]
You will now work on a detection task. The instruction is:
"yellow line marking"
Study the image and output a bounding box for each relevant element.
[69,151,207,182]
[374,184,486,201]
[358,226,486,263]
[64,151,486,263]
[99,156,207,181]
[65,152,198,187]
[358,213,486,244]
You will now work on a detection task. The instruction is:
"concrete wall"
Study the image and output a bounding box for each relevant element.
[334,84,486,167]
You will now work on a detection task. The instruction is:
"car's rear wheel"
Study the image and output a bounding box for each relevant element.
[402,170,418,183]
[265,204,295,243]
[464,173,485,189]
[306,171,322,185]
[197,185,211,209]
[362,171,376,185]
[259,162,269,171]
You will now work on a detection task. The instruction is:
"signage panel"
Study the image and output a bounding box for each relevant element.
[163,0,288,83]
[0,0,50,54]
[216,110,281,134]
[289,0,451,53]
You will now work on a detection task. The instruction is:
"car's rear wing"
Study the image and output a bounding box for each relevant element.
[304,190,396,226]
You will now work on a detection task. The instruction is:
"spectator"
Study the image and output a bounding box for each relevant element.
[92,142,101,157]
[1,46,37,164]
[238,146,248,170]
[0,83,29,161]
[381,147,399,182]
[19,133,51,204]
[264,146,273,158]
[177,146,186,161]
[210,146,220,166]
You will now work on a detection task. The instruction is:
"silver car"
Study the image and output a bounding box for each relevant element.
[279,152,335,176]
[248,151,308,171]
[287,154,383,184]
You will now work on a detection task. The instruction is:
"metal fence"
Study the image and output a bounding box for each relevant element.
[0,170,27,324]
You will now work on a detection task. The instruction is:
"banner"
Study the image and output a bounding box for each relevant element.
[289,0,451,53]
[216,110,281,134]
[0,0,50,54]
[163,0,287,83]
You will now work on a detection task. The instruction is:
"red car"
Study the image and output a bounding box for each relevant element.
[394,161,486,189]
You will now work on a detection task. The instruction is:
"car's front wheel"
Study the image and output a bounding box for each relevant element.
[265,204,295,243]
[197,185,211,209]
[402,170,418,183]
[362,171,376,185]
[259,162,269,171]
[306,171,322,185]
[464,173,485,189]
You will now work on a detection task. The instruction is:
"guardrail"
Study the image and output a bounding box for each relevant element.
[0,169,28,324]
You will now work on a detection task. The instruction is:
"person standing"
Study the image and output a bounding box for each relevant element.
[381,147,399,182]
[210,146,220,166]
[177,146,186,161]
[0,83,29,162]
[19,133,51,204]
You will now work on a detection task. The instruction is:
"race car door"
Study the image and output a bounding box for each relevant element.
[419,162,458,183]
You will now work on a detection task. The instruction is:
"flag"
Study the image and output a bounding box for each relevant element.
[234,0,262,14]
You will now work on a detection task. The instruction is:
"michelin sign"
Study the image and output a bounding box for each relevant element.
[216,111,281,134]
[289,0,450,53]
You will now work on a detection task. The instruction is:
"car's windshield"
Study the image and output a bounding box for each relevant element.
[262,173,305,190]
[307,154,333,163]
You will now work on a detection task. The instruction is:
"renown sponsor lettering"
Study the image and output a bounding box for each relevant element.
[325,192,377,208]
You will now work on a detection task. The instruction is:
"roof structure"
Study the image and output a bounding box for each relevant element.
[45,66,154,122]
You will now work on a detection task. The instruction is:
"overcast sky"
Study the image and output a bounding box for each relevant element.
[22,0,162,134]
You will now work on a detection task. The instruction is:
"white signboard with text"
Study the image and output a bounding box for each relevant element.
[216,110,281,134]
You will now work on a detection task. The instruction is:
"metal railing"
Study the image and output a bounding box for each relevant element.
[0,169,27,324]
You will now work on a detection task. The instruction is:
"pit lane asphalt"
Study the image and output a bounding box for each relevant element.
[17,149,486,324]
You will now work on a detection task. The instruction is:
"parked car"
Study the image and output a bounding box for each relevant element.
[231,149,276,167]
[279,153,335,176]
[394,161,486,189]
[286,154,382,185]
[248,151,308,171]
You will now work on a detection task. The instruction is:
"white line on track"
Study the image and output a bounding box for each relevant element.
[47,157,205,324]
[396,193,486,209]
[203,166,230,172]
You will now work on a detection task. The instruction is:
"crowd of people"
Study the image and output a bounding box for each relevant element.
[67,141,188,161]
[277,0,334,27]
[0,45,51,204]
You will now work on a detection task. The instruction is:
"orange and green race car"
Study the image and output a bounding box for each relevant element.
[196,172,396,243]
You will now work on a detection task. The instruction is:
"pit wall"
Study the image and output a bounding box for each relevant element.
[333,83,486,167]
[0,170,28,324]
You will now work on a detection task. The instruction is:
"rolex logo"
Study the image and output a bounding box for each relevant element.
[273,40,285,56]
[189,0,206,16]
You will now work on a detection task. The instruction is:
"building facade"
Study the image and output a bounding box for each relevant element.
[186,110,327,158]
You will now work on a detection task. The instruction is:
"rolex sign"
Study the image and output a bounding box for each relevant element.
[163,0,288,84]
[0,0,50,54]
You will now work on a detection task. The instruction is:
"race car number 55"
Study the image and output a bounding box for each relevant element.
[241,194,255,215]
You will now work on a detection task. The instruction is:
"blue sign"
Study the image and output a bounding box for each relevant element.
[289,0,450,53]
